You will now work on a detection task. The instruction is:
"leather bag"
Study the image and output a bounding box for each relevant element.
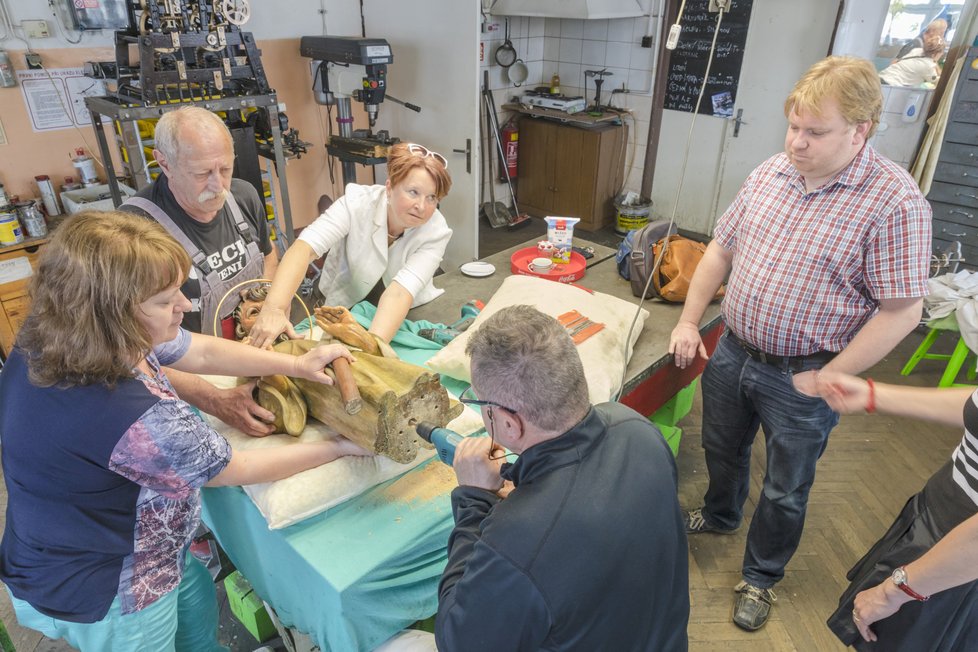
[629,224,724,303]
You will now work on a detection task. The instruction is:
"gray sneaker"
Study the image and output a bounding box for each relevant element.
[684,508,739,535]
[732,580,777,631]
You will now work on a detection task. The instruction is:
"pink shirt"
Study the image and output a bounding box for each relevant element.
[714,146,931,357]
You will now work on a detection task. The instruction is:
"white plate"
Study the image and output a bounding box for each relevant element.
[460,261,496,278]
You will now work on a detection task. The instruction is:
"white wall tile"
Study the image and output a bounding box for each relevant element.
[557,62,583,91]
[543,36,560,61]
[627,68,653,94]
[559,38,583,63]
[582,40,607,67]
[632,16,651,42]
[605,41,631,68]
[608,18,633,42]
[544,18,561,37]
[528,36,544,61]
[561,18,584,39]
[529,17,545,37]
[601,68,630,95]
[527,60,544,87]
[630,44,653,71]
[583,19,609,41]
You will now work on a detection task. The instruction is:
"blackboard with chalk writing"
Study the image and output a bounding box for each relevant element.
[664,0,754,117]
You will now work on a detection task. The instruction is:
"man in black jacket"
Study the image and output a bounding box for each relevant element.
[436,305,689,651]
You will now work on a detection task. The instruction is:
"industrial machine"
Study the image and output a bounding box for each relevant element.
[300,36,421,186]
[82,0,308,241]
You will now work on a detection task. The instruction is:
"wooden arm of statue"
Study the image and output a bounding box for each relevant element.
[252,306,462,463]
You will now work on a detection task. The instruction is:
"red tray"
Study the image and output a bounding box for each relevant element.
[510,247,587,283]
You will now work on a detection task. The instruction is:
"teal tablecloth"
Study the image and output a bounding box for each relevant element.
[202,306,470,651]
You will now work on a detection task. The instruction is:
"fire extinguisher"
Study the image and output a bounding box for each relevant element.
[501,118,518,181]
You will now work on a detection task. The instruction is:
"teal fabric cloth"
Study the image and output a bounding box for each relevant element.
[294,301,446,355]
[201,322,471,651]
[9,553,225,652]
[201,458,454,652]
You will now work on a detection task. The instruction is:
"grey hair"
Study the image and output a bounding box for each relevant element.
[465,305,590,431]
[155,106,232,164]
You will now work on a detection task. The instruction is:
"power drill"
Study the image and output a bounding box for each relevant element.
[416,422,464,466]
[418,300,484,346]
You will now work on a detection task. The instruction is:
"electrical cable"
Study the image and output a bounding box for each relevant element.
[49,0,83,45]
[613,5,726,402]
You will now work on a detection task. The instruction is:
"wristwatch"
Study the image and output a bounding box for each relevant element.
[891,566,929,601]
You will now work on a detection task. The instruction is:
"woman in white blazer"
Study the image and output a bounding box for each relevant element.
[248,143,453,348]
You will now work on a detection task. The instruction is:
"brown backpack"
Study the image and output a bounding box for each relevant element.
[629,225,724,303]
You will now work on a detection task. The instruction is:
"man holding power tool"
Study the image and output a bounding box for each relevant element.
[434,305,689,651]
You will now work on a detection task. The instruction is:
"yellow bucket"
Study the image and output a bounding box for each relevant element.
[0,212,24,246]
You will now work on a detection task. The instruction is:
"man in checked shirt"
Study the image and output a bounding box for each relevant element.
[669,56,932,632]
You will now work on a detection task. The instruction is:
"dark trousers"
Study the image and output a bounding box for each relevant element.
[700,332,839,588]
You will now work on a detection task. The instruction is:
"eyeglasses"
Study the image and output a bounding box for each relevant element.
[407,143,448,169]
[459,386,518,461]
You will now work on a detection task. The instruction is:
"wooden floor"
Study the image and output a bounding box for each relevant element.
[0,327,965,651]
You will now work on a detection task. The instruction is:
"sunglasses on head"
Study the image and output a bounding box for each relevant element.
[407,143,448,169]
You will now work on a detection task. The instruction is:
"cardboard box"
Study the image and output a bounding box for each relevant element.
[223,571,277,643]
[61,183,136,214]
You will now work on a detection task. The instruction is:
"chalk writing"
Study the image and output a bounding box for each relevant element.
[664,0,754,116]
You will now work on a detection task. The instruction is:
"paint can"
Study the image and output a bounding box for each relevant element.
[72,149,99,185]
[0,211,24,246]
[614,196,652,236]
[15,201,47,238]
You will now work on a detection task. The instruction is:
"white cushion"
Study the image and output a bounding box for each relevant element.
[426,275,649,403]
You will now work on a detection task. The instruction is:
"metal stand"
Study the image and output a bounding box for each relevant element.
[85,93,296,242]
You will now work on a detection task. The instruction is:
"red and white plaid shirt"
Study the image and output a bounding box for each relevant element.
[714,145,931,357]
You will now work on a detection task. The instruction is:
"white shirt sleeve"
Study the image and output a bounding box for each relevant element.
[390,214,452,301]
[296,190,356,257]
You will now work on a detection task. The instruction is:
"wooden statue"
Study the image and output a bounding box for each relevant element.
[253,307,462,464]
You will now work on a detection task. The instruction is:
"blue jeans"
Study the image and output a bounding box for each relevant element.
[9,553,227,652]
[700,332,839,588]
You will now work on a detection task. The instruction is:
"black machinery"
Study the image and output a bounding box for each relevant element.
[82,0,308,241]
[300,36,421,186]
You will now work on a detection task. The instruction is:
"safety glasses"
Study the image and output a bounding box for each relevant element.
[407,143,448,169]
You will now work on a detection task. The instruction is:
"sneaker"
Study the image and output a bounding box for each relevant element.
[684,508,739,535]
[732,581,777,631]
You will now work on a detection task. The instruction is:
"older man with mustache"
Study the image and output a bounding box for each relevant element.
[121,106,280,437]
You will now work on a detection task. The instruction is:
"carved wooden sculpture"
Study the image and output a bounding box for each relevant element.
[253,308,462,464]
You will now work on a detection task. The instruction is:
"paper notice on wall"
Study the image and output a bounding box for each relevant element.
[17,67,107,132]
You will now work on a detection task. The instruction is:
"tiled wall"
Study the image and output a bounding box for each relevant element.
[480,13,661,208]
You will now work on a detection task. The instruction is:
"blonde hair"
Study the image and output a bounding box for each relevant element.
[17,210,191,387]
[784,56,882,139]
[387,142,452,199]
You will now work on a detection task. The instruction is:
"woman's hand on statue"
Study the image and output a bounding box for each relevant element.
[248,307,298,349]
[291,343,356,384]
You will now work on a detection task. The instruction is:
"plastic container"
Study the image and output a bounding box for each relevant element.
[15,200,47,238]
[614,194,652,236]
[35,175,61,216]
[0,211,24,246]
[61,183,136,214]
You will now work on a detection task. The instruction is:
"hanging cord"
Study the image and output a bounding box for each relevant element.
[613,5,726,402]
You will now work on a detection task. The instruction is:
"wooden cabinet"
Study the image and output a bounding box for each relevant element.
[517,117,627,231]
[0,238,47,357]
[928,47,978,269]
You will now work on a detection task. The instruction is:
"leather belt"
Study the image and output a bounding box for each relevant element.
[729,332,836,372]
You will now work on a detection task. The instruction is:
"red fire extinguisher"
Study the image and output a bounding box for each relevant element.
[501,119,518,181]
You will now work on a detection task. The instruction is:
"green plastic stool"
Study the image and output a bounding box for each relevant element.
[901,314,978,387]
